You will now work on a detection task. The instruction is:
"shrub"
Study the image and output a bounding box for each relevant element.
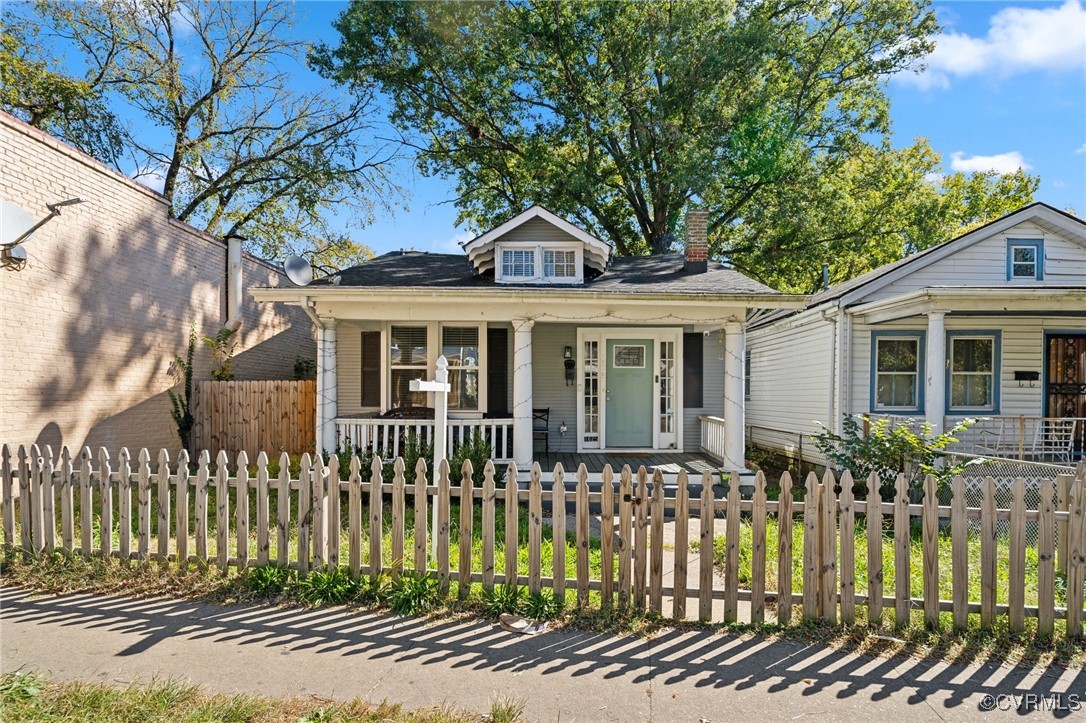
[203,326,238,381]
[295,567,358,606]
[167,324,197,451]
[450,433,506,486]
[522,590,564,621]
[814,415,981,500]
[386,571,442,616]
[481,583,524,618]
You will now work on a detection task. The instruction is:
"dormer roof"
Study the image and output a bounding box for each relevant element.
[460,205,612,276]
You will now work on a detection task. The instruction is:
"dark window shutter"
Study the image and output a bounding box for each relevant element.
[361,331,381,407]
[487,327,509,417]
[683,332,703,408]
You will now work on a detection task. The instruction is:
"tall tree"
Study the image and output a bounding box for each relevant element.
[3,0,399,267]
[317,0,1036,288]
[316,0,937,257]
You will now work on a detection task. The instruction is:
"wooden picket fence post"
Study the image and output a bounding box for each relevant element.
[1,444,1084,640]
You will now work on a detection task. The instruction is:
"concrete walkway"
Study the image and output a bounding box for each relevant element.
[3,586,1083,721]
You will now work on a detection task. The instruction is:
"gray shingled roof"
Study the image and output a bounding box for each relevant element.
[314,251,783,296]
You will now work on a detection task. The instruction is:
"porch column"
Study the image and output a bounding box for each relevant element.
[925,311,946,434]
[723,320,747,471]
[512,318,535,468]
[316,319,338,456]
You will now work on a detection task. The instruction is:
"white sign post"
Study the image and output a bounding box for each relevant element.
[410,355,450,558]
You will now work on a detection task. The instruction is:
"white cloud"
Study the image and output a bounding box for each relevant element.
[950,150,1031,174]
[1076,143,1086,155]
[1052,180,1068,188]
[898,0,1086,89]
[431,231,472,253]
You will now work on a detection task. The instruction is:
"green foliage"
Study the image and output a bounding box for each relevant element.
[294,357,317,380]
[358,432,435,483]
[481,583,525,618]
[386,571,442,616]
[202,327,238,381]
[295,567,359,606]
[488,697,527,723]
[450,434,506,486]
[0,672,44,702]
[241,564,296,597]
[814,415,981,500]
[9,0,395,266]
[522,590,565,621]
[167,324,197,452]
[0,20,124,166]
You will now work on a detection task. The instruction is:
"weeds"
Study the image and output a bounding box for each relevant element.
[522,590,564,621]
[481,583,524,618]
[488,696,526,723]
[242,564,296,597]
[296,567,359,606]
[387,571,442,616]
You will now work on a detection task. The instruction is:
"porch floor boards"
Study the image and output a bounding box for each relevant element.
[532,450,722,476]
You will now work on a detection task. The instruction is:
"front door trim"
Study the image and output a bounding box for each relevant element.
[576,326,684,453]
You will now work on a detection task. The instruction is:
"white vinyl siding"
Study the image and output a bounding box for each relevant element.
[864,222,1086,302]
[746,310,834,450]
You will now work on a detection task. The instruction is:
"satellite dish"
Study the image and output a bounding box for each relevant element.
[1,199,36,247]
[283,255,313,286]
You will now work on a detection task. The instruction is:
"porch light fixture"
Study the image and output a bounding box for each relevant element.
[564,346,573,359]
[559,422,567,435]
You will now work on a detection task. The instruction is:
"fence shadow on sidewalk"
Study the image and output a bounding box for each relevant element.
[2,585,1084,717]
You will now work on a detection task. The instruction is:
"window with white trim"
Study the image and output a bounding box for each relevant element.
[390,326,428,407]
[501,249,535,278]
[1007,239,1043,280]
[949,336,995,411]
[874,335,921,411]
[543,249,577,278]
[442,326,480,410]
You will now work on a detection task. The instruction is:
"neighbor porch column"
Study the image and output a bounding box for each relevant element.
[512,318,535,468]
[925,311,946,434]
[316,319,338,456]
[723,320,747,472]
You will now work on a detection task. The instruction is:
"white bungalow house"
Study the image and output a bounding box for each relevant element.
[251,206,803,475]
[746,203,1086,465]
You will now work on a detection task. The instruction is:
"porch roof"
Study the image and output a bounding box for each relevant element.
[252,251,793,300]
[849,286,1086,324]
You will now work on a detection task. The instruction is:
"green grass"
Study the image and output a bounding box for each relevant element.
[0,671,493,722]
[708,515,1069,610]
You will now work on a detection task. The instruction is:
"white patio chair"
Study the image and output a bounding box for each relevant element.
[1031,419,1076,464]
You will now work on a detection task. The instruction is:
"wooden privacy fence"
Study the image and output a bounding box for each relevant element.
[191,380,315,459]
[2,443,1085,639]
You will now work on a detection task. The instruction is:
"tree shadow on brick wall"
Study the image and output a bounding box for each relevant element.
[26,216,314,454]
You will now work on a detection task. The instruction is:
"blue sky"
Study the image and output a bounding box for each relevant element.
[21,0,1085,257]
[298,0,1086,257]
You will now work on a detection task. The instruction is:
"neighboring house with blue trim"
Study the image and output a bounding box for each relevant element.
[746,203,1086,464]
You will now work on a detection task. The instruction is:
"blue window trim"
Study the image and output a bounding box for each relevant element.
[945,330,1002,414]
[870,330,926,415]
[1006,238,1044,281]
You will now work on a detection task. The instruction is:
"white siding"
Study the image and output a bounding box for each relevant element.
[747,310,835,444]
[848,315,1086,418]
[335,322,377,416]
[863,222,1086,302]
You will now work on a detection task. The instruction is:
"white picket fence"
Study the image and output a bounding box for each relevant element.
[2,443,1085,638]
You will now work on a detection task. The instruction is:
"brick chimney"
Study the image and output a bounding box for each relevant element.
[684,208,708,274]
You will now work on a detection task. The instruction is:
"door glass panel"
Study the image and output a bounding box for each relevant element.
[659,341,675,434]
[583,340,599,445]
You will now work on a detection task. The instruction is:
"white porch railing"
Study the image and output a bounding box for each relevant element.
[336,417,514,462]
[945,415,1084,464]
[698,415,727,463]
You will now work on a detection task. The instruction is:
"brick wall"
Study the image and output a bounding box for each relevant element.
[0,112,316,454]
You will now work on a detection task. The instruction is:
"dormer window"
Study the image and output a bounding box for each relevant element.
[1007,239,1043,280]
[494,241,583,283]
[544,249,577,278]
[502,249,536,278]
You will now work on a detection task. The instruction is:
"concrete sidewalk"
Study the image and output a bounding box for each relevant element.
[2,585,1083,721]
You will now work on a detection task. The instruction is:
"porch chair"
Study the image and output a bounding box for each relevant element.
[1031,419,1077,464]
[533,408,550,454]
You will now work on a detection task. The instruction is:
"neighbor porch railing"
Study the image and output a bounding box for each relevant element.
[698,415,727,463]
[945,416,1085,464]
[336,417,514,462]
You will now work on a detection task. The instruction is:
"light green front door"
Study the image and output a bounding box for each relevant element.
[605,339,654,448]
